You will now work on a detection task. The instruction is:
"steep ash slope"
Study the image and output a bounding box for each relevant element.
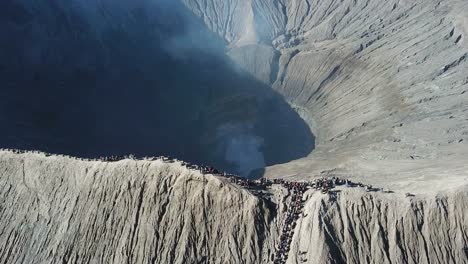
[0,151,278,264]
[0,150,466,264]
[291,188,468,264]
[183,0,468,189]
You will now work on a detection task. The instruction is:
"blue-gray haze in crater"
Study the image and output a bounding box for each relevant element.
[0,0,315,177]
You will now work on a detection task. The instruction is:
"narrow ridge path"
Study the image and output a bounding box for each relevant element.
[2,149,391,264]
[273,182,307,264]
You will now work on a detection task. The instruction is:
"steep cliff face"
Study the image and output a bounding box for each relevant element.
[1,151,466,264]
[291,188,468,264]
[183,0,468,183]
[0,151,279,264]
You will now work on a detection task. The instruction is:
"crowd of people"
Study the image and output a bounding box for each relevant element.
[205,173,384,263]
[0,148,155,162]
[224,175,377,196]
[273,181,308,263]
[3,148,387,263]
[3,147,379,193]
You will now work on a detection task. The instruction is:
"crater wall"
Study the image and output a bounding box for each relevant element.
[0,0,315,177]
[1,0,468,263]
[183,0,468,188]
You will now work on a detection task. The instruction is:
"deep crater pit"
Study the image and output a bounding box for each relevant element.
[0,0,315,178]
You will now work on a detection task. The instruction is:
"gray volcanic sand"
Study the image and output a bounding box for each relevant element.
[1,0,468,263]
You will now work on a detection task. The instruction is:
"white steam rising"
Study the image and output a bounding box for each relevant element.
[216,123,265,177]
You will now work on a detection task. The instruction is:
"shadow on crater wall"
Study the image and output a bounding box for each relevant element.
[0,0,315,177]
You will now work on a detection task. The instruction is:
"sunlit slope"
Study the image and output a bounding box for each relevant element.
[183,0,468,186]
[0,151,276,264]
[0,150,467,264]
